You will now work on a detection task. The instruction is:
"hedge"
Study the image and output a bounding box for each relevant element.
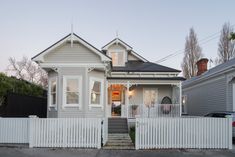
[0,73,45,105]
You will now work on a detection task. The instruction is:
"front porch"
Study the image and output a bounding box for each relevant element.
[106,80,182,118]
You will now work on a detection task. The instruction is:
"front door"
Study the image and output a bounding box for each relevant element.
[108,84,126,117]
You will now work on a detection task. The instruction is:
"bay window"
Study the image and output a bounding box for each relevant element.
[89,77,103,108]
[49,77,57,108]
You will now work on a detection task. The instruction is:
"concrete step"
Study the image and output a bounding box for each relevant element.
[108,130,128,133]
[108,134,131,138]
[106,142,134,146]
[103,133,134,150]
[108,137,131,140]
[108,123,128,127]
[108,118,128,134]
[103,146,135,150]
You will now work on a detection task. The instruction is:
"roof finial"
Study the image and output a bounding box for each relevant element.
[70,19,74,47]
[116,30,119,38]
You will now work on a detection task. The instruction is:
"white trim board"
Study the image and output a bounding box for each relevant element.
[39,63,107,68]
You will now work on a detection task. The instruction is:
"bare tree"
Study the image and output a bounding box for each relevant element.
[216,22,235,64]
[7,56,47,87]
[181,28,203,79]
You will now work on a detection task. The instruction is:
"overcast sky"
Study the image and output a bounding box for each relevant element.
[0,0,235,73]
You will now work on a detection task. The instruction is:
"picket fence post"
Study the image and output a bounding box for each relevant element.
[28,115,37,148]
[228,116,233,149]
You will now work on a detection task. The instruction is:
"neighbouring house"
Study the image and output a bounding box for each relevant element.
[182,58,235,116]
[32,33,184,120]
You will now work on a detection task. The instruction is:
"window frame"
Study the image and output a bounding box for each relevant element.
[143,88,158,107]
[48,77,57,109]
[89,77,104,109]
[108,50,126,67]
[63,75,82,108]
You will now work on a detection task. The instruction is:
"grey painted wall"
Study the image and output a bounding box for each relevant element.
[183,75,233,116]
[57,68,106,118]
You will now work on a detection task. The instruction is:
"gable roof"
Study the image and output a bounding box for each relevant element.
[32,33,111,62]
[111,60,181,73]
[183,57,235,87]
[102,38,132,50]
[102,38,148,62]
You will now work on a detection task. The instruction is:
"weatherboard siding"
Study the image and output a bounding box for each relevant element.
[128,52,139,61]
[183,76,227,116]
[44,42,101,63]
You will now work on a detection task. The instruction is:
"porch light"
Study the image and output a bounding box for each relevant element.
[128,90,133,99]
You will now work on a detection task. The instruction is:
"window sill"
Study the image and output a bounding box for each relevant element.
[89,104,103,110]
[48,105,57,111]
[63,104,81,109]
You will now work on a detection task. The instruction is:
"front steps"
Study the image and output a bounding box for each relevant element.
[103,133,135,150]
[108,118,128,133]
[104,118,134,149]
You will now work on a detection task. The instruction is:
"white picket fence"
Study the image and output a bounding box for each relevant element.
[29,118,102,148]
[0,117,107,149]
[0,118,29,143]
[136,117,233,150]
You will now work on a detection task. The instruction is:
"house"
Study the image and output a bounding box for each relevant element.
[182,58,235,116]
[32,33,184,119]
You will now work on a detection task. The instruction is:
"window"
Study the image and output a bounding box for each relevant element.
[109,51,125,66]
[63,76,82,108]
[143,89,158,107]
[89,77,103,108]
[49,77,57,108]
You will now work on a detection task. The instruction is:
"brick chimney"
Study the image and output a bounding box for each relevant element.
[196,58,208,76]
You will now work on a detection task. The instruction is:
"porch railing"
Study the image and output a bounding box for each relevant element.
[128,104,180,118]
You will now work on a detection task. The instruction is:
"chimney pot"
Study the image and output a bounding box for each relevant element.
[196,58,208,76]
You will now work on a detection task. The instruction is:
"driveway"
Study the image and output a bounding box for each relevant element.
[0,147,234,157]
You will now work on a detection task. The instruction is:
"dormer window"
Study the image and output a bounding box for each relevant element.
[108,51,126,67]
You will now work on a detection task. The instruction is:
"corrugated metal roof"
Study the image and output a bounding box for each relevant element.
[111,61,181,72]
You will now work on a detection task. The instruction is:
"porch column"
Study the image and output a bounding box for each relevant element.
[126,81,130,118]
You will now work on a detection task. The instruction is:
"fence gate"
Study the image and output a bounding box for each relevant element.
[135,117,233,150]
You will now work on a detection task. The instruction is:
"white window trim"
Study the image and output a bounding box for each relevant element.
[89,77,104,110]
[63,75,82,109]
[48,77,57,110]
[107,50,126,67]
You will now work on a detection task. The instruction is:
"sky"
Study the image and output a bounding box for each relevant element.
[0,0,235,73]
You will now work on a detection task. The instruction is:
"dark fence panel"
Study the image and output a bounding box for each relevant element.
[0,93,47,118]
